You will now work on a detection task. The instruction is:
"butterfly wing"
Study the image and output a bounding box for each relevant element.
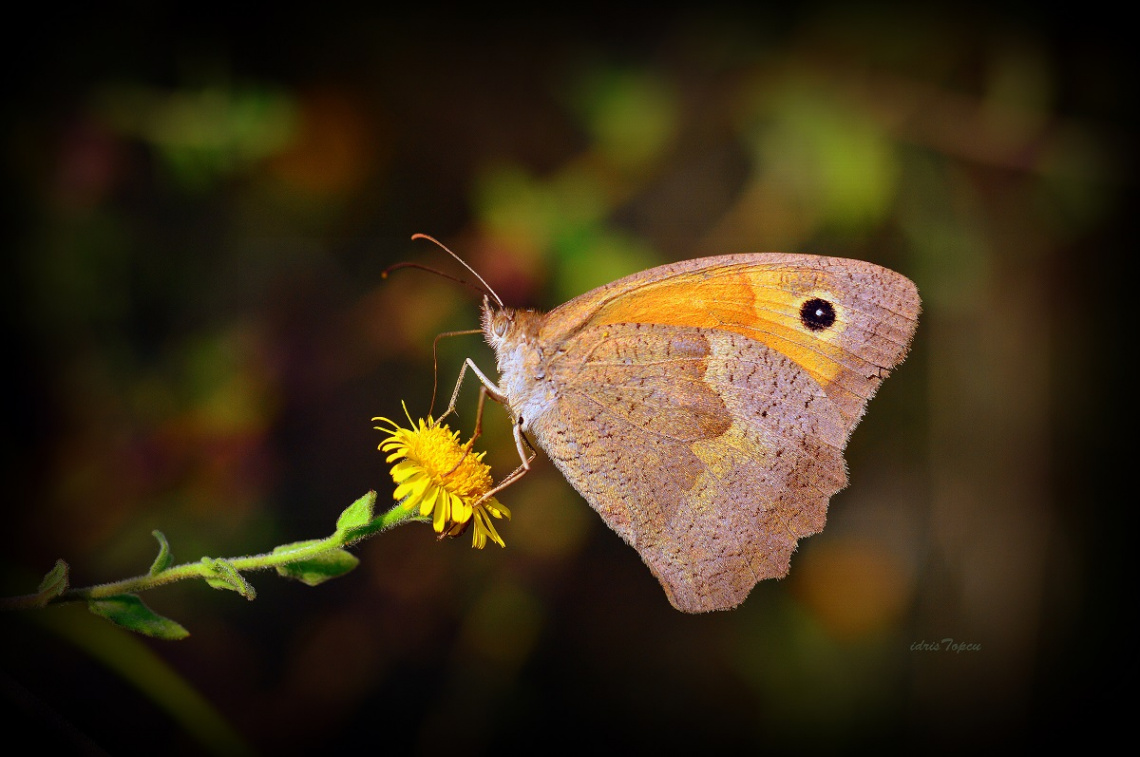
[527,254,919,612]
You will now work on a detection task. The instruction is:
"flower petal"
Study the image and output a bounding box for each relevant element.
[485,499,510,520]
[419,484,440,518]
[450,493,473,524]
[390,460,420,483]
[432,489,450,532]
[472,508,505,548]
[394,475,430,503]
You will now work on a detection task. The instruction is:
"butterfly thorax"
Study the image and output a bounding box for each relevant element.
[482,302,558,430]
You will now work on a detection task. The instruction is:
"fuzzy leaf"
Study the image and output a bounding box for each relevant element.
[336,491,377,533]
[149,530,173,575]
[273,545,359,586]
[35,559,70,604]
[88,594,190,640]
[200,558,257,600]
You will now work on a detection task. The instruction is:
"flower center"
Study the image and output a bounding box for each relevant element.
[414,427,493,498]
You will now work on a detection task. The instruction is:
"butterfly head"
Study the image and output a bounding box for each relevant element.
[480,295,511,348]
[480,296,554,426]
[480,296,537,362]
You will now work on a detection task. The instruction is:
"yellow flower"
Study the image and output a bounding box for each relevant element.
[373,409,511,548]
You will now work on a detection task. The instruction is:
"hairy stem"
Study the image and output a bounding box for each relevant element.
[1,499,424,611]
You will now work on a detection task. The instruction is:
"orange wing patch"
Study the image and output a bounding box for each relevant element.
[588,266,850,390]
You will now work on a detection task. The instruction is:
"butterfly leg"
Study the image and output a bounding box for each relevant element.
[438,357,506,428]
[473,425,537,507]
[457,362,538,506]
[435,356,539,505]
[435,358,504,479]
[468,382,536,469]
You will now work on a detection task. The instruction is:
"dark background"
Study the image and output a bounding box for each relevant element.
[2,4,1129,754]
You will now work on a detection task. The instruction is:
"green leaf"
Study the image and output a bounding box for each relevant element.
[273,545,359,586]
[35,559,70,604]
[88,594,190,640]
[149,530,173,575]
[339,519,387,542]
[199,558,257,600]
[336,491,377,533]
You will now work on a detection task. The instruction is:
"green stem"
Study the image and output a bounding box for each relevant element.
[1,499,425,611]
[63,533,346,602]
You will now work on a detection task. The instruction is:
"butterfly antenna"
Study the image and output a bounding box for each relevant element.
[381,261,488,300]
[410,233,504,308]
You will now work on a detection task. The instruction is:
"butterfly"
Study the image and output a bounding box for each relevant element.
[423,236,920,612]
